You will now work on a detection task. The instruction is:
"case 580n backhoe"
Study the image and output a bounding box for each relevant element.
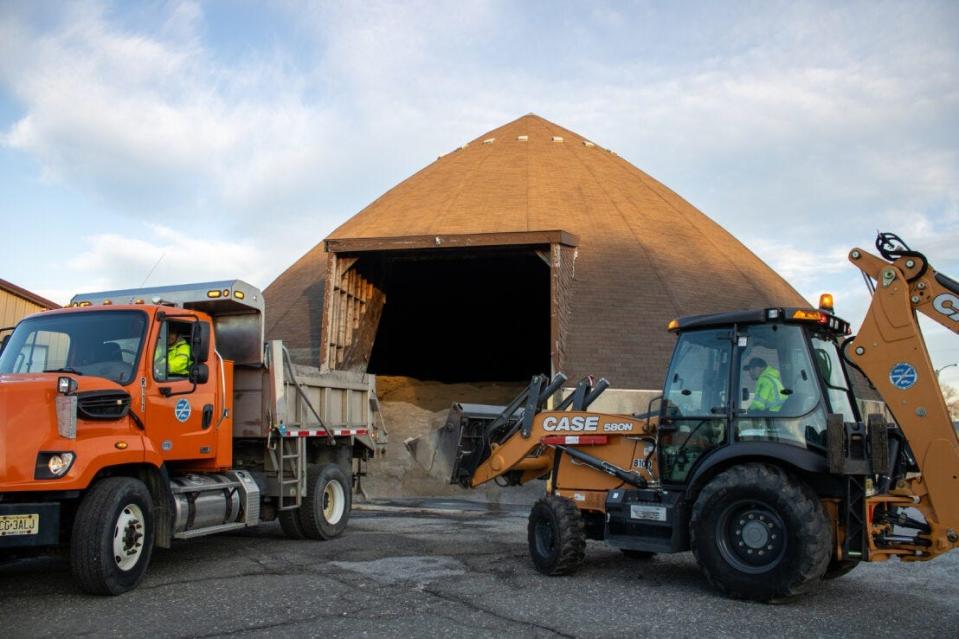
[408,233,959,601]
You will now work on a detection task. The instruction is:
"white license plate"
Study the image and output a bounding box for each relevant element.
[630,505,667,522]
[0,514,39,536]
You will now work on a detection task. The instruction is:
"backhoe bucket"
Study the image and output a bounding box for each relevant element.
[404,403,505,486]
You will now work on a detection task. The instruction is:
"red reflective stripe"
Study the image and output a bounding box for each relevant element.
[541,435,608,446]
[282,428,370,438]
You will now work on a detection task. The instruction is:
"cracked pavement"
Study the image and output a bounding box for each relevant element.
[0,499,956,638]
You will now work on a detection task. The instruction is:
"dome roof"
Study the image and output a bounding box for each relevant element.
[266,114,806,388]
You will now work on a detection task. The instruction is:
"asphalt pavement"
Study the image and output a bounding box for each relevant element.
[0,499,956,638]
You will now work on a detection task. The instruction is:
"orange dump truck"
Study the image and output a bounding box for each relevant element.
[0,281,385,594]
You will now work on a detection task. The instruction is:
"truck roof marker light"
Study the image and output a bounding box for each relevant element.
[792,309,819,321]
[223,288,230,297]
[819,293,834,311]
[207,290,222,298]
[233,290,245,300]
[134,299,144,304]
[77,301,92,307]
[667,319,679,331]
[102,300,112,305]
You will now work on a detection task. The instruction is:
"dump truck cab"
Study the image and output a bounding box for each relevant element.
[0,281,383,595]
[659,305,858,488]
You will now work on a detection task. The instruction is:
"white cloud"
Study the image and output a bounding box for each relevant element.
[40,224,272,305]
[1,0,957,315]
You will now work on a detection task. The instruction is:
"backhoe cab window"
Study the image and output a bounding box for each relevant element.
[810,335,857,423]
[663,329,731,416]
[735,324,828,450]
[153,321,193,381]
[0,311,146,385]
[659,329,731,482]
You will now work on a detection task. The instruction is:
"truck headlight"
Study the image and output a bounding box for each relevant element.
[35,452,76,479]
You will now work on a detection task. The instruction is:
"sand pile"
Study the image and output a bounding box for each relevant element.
[362,376,542,503]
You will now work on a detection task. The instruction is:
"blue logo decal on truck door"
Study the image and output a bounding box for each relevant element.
[175,399,192,422]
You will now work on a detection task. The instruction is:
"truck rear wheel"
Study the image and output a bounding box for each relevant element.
[528,495,586,575]
[69,477,155,595]
[298,463,352,540]
[690,463,830,602]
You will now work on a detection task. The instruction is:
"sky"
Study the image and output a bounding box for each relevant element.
[1,1,958,384]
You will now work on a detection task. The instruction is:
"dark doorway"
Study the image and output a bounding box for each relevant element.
[363,249,550,383]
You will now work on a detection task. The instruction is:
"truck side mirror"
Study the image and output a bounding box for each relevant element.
[190,363,209,385]
[191,322,211,363]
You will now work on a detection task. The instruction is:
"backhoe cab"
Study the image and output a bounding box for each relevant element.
[409,232,959,601]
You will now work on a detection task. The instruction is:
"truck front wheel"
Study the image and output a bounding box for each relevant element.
[69,477,155,595]
[690,463,830,602]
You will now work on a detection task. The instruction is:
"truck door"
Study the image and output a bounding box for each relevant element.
[145,317,218,461]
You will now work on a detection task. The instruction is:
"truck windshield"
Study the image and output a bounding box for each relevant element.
[0,311,147,385]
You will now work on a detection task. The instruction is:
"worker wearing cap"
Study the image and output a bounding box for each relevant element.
[744,357,785,412]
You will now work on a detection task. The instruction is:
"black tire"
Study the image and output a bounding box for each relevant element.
[823,559,859,580]
[690,463,830,602]
[278,509,306,539]
[527,495,586,575]
[298,464,352,540]
[69,477,155,595]
[620,549,656,559]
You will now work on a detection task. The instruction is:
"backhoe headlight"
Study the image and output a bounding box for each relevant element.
[35,452,76,479]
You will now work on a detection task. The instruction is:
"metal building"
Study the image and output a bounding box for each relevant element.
[265,115,806,392]
[0,278,59,334]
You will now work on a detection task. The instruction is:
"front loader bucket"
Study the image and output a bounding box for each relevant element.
[404,403,506,486]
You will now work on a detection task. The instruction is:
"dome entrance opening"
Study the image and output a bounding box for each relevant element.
[363,248,549,383]
[321,232,578,384]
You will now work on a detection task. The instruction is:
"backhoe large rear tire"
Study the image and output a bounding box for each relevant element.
[690,463,830,602]
[528,495,586,575]
[70,477,155,596]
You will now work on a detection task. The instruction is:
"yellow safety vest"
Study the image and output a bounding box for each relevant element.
[167,338,192,376]
[749,366,786,412]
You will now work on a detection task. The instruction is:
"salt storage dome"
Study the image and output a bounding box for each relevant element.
[265,114,806,391]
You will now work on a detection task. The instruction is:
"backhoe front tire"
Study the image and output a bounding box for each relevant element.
[70,477,155,596]
[528,496,586,575]
[690,464,830,602]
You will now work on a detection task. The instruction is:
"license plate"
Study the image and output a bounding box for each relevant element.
[0,514,39,536]
[630,505,667,522]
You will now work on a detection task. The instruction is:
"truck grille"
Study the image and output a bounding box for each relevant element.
[77,390,131,420]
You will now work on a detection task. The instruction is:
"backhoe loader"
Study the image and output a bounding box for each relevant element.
[407,232,959,601]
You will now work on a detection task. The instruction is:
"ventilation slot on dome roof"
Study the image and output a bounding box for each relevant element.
[517,135,528,142]
[552,136,564,143]
[583,141,595,147]
[483,138,495,144]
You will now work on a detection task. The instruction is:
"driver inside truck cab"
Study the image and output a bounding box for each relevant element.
[154,322,192,379]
